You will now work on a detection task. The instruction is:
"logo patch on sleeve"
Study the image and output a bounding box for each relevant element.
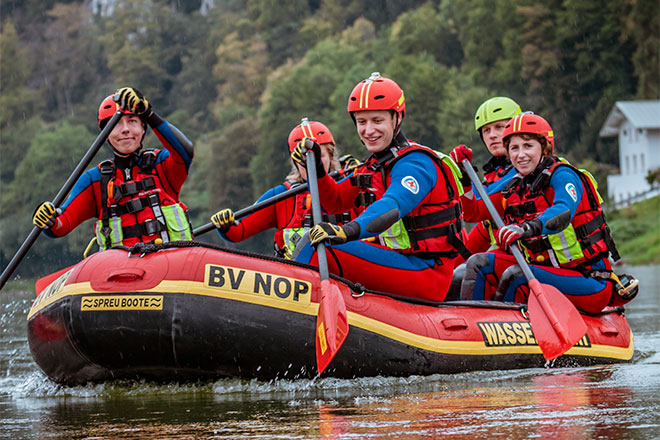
[565,183,578,202]
[401,176,420,194]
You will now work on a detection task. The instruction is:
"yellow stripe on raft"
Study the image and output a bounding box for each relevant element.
[27,281,633,360]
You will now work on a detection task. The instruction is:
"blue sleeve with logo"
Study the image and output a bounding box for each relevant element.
[354,152,438,239]
[539,166,583,234]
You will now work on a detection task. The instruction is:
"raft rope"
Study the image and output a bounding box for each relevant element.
[113,240,626,317]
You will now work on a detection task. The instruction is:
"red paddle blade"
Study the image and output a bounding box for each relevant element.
[315,279,349,374]
[527,279,588,361]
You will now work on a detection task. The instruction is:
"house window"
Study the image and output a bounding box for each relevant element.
[641,153,645,171]
[625,156,630,174]
[633,155,637,174]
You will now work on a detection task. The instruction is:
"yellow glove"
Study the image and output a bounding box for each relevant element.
[116,87,151,116]
[211,208,237,232]
[291,137,326,177]
[339,154,360,172]
[309,222,348,246]
[33,202,59,229]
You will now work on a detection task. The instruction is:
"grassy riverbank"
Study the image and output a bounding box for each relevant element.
[607,195,660,265]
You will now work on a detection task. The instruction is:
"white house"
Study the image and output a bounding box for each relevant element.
[600,100,660,207]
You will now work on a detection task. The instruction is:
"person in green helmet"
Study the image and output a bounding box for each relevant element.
[450,96,522,256]
[445,97,521,300]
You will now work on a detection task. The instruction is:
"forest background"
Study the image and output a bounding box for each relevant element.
[0,0,658,276]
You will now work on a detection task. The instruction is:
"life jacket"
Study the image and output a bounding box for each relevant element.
[502,157,620,269]
[482,155,513,186]
[275,180,353,259]
[480,155,514,247]
[95,149,192,250]
[352,141,470,259]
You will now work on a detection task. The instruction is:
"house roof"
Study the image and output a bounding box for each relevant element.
[599,100,660,137]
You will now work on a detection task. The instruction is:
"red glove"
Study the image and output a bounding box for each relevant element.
[496,220,541,250]
[497,224,524,250]
[450,144,473,165]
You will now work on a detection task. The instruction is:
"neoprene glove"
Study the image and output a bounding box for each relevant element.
[309,222,348,246]
[450,144,475,187]
[211,208,237,232]
[33,202,60,229]
[496,220,541,250]
[291,137,326,178]
[309,221,360,246]
[450,144,473,165]
[339,154,360,172]
[116,87,152,116]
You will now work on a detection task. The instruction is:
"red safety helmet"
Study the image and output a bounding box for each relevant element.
[503,113,554,153]
[347,72,405,120]
[287,120,335,154]
[97,93,134,129]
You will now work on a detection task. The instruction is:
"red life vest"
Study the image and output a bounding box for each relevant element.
[502,157,619,268]
[273,180,354,258]
[482,155,513,186]
[97,149,192,249]
[354,141,469,259]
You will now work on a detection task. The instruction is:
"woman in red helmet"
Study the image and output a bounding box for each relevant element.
[458,114,633,313]
[293,73,468,302]
[32,87,194,250]
[211,119,357,259]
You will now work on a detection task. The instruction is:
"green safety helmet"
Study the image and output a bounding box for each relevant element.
[474,97,521,132]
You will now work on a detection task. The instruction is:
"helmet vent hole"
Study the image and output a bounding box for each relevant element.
[374,95,385,101]
[493,108,502,113]
[350,97,357,101]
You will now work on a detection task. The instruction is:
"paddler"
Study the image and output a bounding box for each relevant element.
[32,87,195,249]
[459,113,637,313]
[211,120,359,259]
[293,72,468,302]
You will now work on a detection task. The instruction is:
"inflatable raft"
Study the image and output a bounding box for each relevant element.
[27,242,633,385]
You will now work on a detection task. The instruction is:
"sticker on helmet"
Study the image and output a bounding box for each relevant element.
[401,176,419,194]
[565,183,578,202]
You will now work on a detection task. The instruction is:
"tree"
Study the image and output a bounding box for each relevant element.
[0,121,98,273]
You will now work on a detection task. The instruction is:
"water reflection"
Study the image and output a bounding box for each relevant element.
[1,266,659,439]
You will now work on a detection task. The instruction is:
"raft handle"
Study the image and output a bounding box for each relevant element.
[107,268,146,282]
[442,318,468,330]
[599,325,619,336]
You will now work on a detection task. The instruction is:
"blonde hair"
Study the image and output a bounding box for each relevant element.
[285,143,341,182]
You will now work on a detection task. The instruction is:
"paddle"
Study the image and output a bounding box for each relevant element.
[0,107,124,292]
[462,159,587,361]
[304,137,349,374]
[193,168,355,237]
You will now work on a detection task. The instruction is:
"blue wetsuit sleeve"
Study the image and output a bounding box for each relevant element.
[538,167,583,234]
[255,184,288,202]
[354,152,437,239]
[216,184,288,241]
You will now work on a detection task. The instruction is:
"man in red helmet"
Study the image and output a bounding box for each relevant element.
[293,73,469,302]
[210,119,357,258]
[32,87,194,250]
[458,113,635,313]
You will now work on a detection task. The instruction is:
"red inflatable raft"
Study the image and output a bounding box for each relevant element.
[27,242,634,385]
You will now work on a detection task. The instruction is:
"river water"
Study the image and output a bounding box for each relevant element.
[1,265,658,439]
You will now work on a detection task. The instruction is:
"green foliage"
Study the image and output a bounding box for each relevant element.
[607,196,660,265]
[0,121,98,274]
[1,0,656,267]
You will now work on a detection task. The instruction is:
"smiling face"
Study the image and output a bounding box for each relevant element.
[108,115,145,156]
[354,110,397,153]
[480,120,509,157]
[507,134,543,176]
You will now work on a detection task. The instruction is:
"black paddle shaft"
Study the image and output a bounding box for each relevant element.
[0,110,123,291]
[304,141,330,281]
[194,167,353,237]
